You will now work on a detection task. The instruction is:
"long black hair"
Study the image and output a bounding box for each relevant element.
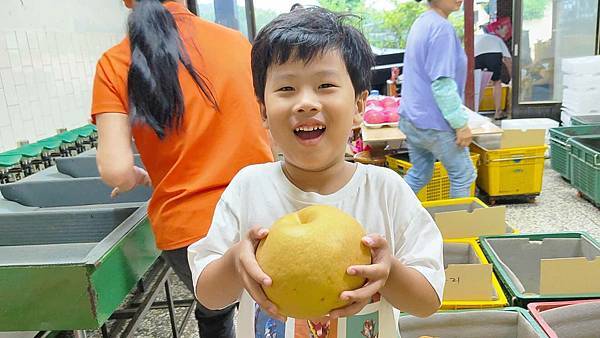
[127,0,217,139]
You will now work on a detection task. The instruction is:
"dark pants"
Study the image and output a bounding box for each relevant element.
[162,246,236,338]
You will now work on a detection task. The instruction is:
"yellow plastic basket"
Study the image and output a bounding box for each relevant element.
[385,153,480,202]
[470,143,547,197]
[441,239,509,310]
[422,197,519,241]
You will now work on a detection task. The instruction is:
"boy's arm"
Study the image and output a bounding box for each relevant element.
[380,259,441,317]
[195,242,244,309]
[188,194,246,310]
[388,176,445,317]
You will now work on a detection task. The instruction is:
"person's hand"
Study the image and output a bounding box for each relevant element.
[234,226,287,322]
[329,234,392,319]
[455,125,472,147]
[110,166,151,198]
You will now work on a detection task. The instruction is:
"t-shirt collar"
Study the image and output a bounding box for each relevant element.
[163,1,194,17]
[275,161,364,204]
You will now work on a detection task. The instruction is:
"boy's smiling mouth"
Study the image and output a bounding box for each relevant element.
[293,120,327,145]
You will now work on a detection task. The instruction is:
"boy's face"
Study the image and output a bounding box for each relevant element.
[261,50,367,171]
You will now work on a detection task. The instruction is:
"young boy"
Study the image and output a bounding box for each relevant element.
[189,7,444,338]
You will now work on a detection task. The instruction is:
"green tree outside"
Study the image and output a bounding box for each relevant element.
[319,0,465,49]
[523,0,551,20]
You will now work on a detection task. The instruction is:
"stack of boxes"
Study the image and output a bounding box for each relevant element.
[561,56,600,126]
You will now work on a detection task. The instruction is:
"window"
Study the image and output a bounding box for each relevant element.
[194,0,250,39]
[518,0,599,102]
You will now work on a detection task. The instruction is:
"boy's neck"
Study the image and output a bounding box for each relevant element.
[282,159,357,195]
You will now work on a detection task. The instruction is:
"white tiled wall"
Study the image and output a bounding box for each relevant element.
[0,0,130,151]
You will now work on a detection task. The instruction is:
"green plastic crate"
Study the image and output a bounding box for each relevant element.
[38,136,64,150]
[549,126,600,180]
[0,152,22,168]
[570,136,600,205]
[0,152,24,183]
[571,115,600,126]
[479,232,600,308]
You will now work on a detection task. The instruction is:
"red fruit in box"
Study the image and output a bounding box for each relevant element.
[364,109,386,124]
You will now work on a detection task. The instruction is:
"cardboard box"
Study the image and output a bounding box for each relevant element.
[474,129,546,150]
[443,241,495,301]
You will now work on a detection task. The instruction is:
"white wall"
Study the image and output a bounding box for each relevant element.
[0,0,130,151]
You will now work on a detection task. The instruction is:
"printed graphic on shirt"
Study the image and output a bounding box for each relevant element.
[294,317,338,337]
[345,311,379,338]
[255,305,286,338]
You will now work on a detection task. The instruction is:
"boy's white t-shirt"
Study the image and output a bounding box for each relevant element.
[189,162,444,338]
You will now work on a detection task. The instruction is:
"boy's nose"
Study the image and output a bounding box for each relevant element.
[294,90,322,114]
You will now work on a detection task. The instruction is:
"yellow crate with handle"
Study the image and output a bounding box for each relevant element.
[470,142,547,198]
[386,153,480,202]
[441,238,509,310]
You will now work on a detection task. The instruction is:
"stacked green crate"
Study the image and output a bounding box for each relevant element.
[58,130,81,156]
[71,125,97,151]
[571,115,600,126]
[570,136,600,205]
[11,143,45,175]
[549,126,600,180]
[37,136,63,167]
[0,152,23,183]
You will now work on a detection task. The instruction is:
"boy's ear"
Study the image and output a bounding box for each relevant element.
[258,101,269,129]
[356,90,369,114]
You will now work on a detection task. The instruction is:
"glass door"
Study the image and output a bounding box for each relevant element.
[512,0,599,116]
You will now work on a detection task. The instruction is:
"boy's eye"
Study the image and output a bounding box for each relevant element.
[319,83,336,89]
[277,86,294,92]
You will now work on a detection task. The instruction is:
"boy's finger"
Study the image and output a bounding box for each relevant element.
[240,253,272,287]
[248,226,269,241]
[329,299,369,319]
[241,270,276,310]
[339,280,383,303]
[362,234,388,249]
[347,264,386,280]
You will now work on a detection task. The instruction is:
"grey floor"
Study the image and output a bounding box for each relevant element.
[76,160,599,337]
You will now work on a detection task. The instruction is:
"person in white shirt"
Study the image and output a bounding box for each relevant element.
[188,7,444,338]
[475,26,513,120]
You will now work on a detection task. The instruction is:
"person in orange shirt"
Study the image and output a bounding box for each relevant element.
[91,0,273,336]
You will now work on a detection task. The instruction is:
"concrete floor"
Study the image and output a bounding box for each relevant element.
[19,160,600,338]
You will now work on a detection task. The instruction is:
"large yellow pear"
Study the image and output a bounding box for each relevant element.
[256,205,371,319]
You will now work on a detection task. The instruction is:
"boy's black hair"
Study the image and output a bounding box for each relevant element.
[251,7,375,103]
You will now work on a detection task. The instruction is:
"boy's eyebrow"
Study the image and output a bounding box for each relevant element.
[271,69,341,81]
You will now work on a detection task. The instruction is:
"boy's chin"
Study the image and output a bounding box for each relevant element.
[283,156,342,172]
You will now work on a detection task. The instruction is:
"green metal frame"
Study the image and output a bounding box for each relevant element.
[479,232,600,308]
[0,207,160,331]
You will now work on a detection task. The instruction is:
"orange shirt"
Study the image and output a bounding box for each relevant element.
[91,2,273,250]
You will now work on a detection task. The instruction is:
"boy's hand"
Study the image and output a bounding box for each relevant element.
[110,166,151,198]
[234,226,287,322]
[329,234,392,319]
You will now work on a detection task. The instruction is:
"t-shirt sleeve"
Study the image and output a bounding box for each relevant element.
[425,25,461,82]
[392,178,445,303]
[90,53,128,122]
[188,182,242,301]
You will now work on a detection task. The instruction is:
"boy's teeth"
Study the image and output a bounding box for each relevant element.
[295,126,325,132]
